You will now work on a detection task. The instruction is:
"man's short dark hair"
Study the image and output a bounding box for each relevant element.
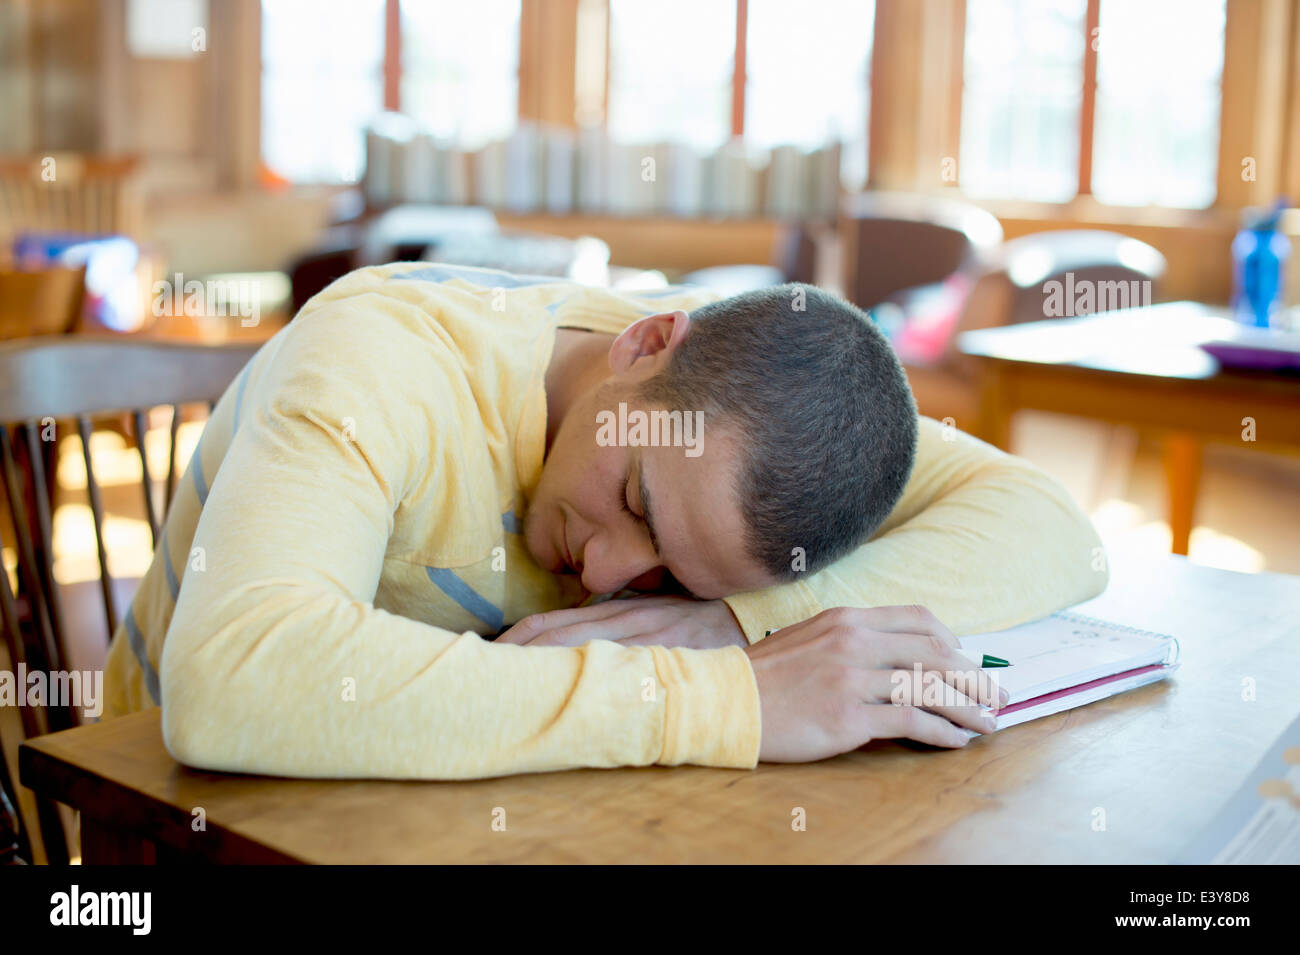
[639,282,918,582]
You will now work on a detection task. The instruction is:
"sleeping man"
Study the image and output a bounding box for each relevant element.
[103,264,1106,778]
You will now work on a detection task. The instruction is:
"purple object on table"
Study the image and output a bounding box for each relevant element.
[1199,330,1300,372]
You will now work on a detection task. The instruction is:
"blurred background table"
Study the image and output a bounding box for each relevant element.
[961,302,1300,555]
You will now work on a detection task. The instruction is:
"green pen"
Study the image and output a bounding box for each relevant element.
[959,651,1011,668]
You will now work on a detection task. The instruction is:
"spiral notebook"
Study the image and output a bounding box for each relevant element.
[959,611,1180,731]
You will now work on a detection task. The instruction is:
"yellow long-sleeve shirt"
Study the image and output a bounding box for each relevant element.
[103,262,1107,779]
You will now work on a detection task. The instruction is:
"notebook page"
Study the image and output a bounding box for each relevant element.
[959,612,1175,703]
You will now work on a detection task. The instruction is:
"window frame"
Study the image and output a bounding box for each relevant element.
[251,0,1296,219]
[954,0,1226,210]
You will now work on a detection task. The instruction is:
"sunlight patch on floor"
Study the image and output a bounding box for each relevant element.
[56,419,206,490]
[1186,527,1266,574]
[2,545,15,593]
[1089,498,1147,534]
[1091,497,1266,574]
[51,504,154,584]
[44,417,206,584]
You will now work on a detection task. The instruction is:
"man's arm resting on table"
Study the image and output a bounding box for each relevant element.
[164,415,1008,774]
[505,419,1106,649]
[159,307,759,779]
[724,418,1108,643]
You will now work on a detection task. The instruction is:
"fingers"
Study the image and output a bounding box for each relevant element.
[496,602,637,644]
[841,668,995,736]
[765,606,959,661]
[614,633,675,647]
[494,622,536,645]
[871,634,1005,709]
[522,623,697,648]
[794,607,1001,708]
[503,621,632,647]
[500,609,680,647]
[840,604,957,646]
[858,703,975,749]
[863,670,998,735]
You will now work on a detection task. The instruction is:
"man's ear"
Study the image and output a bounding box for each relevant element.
[607,310,691,375]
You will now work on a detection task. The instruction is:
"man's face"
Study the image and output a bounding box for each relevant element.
[524,382,776,601]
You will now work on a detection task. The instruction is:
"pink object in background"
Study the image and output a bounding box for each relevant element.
[882,272,974,365]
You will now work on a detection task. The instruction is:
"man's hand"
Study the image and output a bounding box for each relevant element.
[495,595,748,649]
[745,605,1010,760]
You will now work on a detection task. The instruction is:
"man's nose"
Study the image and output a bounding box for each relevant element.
[580,535,661,596]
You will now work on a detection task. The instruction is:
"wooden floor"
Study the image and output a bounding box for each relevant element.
[1012,411,1300,576]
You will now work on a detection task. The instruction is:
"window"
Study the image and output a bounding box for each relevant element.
[959,0,1227,208]
[127,0,208,58]
[400,0,521,148]
[261,0,522,183]
[606,0,735,150]
[261,0,385,183]
[1090,0,1225,208]
[744,0,874,190]
[606,0,873,187]
[960,0,1087,202]
[260,0,871,196]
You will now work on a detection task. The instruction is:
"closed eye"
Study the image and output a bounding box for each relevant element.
[623,462,668,577]
[618,472,639,519]
[620,471,699,600]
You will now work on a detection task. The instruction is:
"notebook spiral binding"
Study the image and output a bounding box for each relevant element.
[1054,611,1180,666]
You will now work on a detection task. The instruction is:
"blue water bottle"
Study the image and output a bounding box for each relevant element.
[1231,198,1291,328]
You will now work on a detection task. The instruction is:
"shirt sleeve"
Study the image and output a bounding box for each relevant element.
[723,416,1109,641]
[160,305,760,780]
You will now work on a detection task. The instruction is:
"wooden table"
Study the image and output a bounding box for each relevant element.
[960,302,1300,555]
[19,552,1300,864]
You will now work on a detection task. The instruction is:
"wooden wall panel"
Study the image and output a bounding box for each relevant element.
[1214,0,1291,207]
[518,0,580,128]
[869,0,966,191]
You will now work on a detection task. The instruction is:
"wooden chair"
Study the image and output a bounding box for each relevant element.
[0,155,143,246]
[918,230,1168,439]
[997,229,1167,325]
[839,191,1005,310]
[675,222,828,296]
[0,338,257,864]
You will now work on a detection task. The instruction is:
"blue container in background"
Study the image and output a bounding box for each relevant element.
[1231,199,1291,329]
